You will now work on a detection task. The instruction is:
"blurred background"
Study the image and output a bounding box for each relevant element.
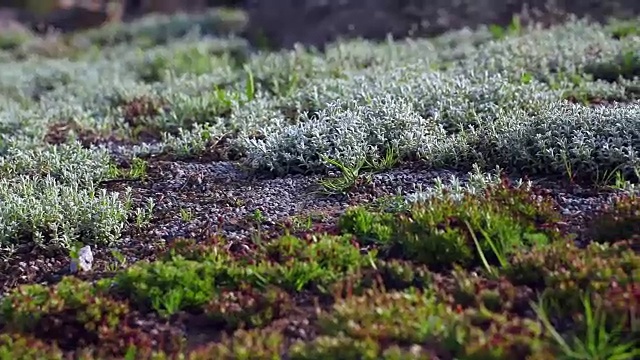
[1,0,640,50]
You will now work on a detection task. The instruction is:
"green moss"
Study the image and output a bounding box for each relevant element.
[261,234,375,291]
[369,259,434,291]
[0,31,32,52]
[136,47,234,83]
[116,233,375,317]
[609,20,640,39]
[584,50,640,82]
[112,255,229,317]
[339,181,561,270]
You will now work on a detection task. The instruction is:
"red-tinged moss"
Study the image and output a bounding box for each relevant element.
[374,260,433,291]
[0,333,65,360]
[204,284,294,331]
[378,345,439,360]
[596,281,640,334]
[482,178,562,227]
[289,336,441,359]
[185,329,286,359]
[0,276,185,357]
[317,287,465,350]
[114,95,169,142]
[588,193,640,244]
[462,311,551,360]
[0,277,129,349]
[288,336,380,359]
[433,267,535,315]
[503,241,640,315]
[352,259,433,293]
[120,95,167,124]
[160,236,232,262]
[95,320,185,359]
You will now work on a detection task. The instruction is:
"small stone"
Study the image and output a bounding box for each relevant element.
[70,245,94,273]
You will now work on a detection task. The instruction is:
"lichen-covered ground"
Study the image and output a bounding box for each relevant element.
[0,9,640,360]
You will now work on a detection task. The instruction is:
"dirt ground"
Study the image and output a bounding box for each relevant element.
[3,0,640,48]
[244,0,640,49]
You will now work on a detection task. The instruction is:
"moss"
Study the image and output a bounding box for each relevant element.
[433,267,534,315]
[0,276,172,357]
[595,281,640,335]
[370,259,434,291]
[186,329,285,359]
[261,234,375,291]
[587,193,640,243]
[317,287,465,347]
[115,233,375,318]
[160,236,231,262]
[204,284,294,331]
[0,333,65,360]
[461,311,550,360]
[609,20,640,39]
[584,50,640,82]
[0,276,127,337]
[339,180,562,270]
[112,255,227,317]
[0,31,33,52]
[291,338,450,360]
[503,241,640,315]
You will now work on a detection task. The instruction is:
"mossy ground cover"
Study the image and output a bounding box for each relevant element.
[0,8,640,360]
